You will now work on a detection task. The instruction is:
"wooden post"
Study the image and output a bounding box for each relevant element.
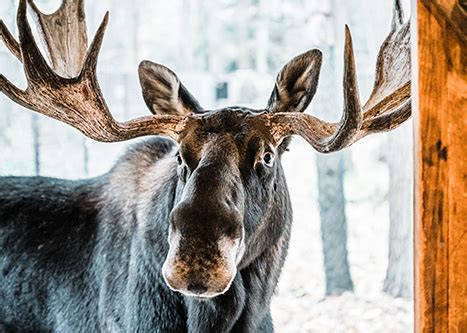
[413,0,467,332]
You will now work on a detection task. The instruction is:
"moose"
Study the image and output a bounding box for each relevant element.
[0,0,410,332]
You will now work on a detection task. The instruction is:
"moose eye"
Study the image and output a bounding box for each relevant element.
[262,152,274,167]
[176,153,183,166]
[179,166,188,182]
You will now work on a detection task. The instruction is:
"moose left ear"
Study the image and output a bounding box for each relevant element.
[267,49,322,113]
[138,60,203,116]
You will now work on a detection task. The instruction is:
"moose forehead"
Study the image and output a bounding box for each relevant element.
[182,107,271,135]
[178,107,275,151]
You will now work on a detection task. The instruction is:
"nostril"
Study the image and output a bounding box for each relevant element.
[187,284,208,295]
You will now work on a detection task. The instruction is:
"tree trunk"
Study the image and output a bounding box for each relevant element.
[312,0,354,295]
[314,44,353,296]
[383,121,413,298]
[317,152,354,295]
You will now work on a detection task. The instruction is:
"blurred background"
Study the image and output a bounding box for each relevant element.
[0,0,413,332]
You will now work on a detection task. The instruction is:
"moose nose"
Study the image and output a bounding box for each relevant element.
[187,283,208,295]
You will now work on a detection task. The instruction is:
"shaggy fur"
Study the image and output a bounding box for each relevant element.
[0,35,322,333]
[0,134,292,332]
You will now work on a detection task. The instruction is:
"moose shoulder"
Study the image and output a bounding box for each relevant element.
[0,0,410,332]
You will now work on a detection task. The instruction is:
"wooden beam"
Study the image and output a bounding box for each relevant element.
[413,0,467,332]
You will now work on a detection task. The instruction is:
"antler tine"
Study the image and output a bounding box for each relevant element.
[0,0,185,142]
[266,26,363,153]
[359,1,411,137]
[323,25,362,152]
[0,0,87,75]
[0,20,21,62]
[81,12,108,79]
[266,0,411,153]
[391,0,404,31]
[26,0,87,77]
[16,0,59,83]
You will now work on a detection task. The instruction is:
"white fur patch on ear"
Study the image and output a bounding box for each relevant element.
[294,59,317,91]
[155,66,184,115]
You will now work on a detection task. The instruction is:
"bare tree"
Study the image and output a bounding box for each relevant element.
[311,0,354,295]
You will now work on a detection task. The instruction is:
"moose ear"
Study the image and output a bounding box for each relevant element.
[138,60,203,116]
[267,49,323,113]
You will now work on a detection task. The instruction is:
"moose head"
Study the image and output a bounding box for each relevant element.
[0,0,410,298]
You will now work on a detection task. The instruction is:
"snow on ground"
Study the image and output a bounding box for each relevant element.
[271,138,413,333]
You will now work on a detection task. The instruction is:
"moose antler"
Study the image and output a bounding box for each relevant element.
[1,0,410,150]
[265,0,411,153]
[0,0,184,142]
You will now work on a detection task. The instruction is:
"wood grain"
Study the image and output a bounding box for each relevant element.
[414,0,467,332]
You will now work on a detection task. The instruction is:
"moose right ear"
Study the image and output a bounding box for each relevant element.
[267,49,322,114]
[138,60,203,116]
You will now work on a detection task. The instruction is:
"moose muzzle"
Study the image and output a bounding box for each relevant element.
[162,200,245,298]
